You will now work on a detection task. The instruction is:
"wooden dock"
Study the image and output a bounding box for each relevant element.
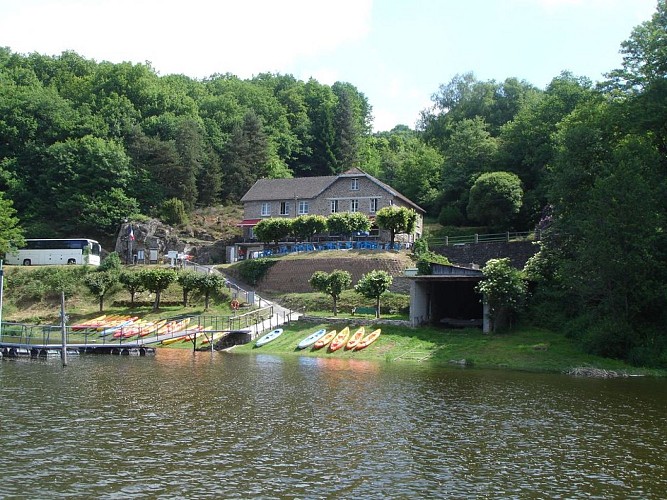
[0,327,251,358]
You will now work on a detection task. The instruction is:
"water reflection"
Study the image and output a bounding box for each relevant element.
[0,350,665,498]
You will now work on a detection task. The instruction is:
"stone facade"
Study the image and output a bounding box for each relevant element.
[240,169,424,243]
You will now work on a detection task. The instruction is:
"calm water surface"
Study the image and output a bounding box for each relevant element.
[1,349,665,499]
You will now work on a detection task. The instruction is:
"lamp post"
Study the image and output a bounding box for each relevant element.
[124,219,134,264]
[128,224,133,264]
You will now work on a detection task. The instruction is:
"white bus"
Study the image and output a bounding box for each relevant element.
[5,238,102,266]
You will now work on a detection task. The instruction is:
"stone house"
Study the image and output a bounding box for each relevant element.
[238,168,425,245]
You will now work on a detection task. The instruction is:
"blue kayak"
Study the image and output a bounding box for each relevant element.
[255,328,283,347]
[296,328,327,349]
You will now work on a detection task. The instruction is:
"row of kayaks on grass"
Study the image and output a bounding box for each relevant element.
[255,326,380,351]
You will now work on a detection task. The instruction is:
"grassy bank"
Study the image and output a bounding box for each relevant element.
[229,321,664,376]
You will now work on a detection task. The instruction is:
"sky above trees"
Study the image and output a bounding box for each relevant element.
[0,0,657,131]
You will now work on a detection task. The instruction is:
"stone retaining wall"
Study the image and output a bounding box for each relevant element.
[433,240,539,269]
[257,257,409,294]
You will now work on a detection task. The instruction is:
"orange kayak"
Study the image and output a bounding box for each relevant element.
[312,330,337,350]
[345,327,365,350]
[138,319,167,337]
[355,328,381,350]
[328,326,350,352]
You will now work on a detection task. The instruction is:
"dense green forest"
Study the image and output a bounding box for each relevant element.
[1,1,666,365]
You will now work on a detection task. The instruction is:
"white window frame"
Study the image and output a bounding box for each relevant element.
[261,203,271,216]
[351,178,359,191]
[331,199,339,213]
[298,200,309,215]
[370,198,378,213]
[350,199,359,212]
[280,201,289,216]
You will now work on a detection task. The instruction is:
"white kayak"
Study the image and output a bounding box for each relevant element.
[296,328,327,350]
[255,328,284,347]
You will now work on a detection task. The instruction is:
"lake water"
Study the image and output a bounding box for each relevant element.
[1,350,665,499]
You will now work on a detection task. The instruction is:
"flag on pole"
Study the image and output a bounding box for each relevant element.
[129,225,135,241]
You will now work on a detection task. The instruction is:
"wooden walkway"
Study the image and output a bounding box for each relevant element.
[0,328,254,358]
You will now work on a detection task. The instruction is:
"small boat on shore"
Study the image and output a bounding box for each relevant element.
[100,317,137,337]
[255,328,283,347]
[71,315,107,331]
[345,327,365,350]
[328,327,350,352]
[312,330,337,350]
[355,329,381,350]
[137,319,167,337]
[297,328,327,349]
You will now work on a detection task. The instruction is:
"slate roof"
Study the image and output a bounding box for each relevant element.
[240,176,336,202]
[240,168,424,213]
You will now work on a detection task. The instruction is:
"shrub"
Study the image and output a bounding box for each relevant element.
[161,198,189,226]
[415,251,451,275]
[236,258,276,286]
[438,205,465,226]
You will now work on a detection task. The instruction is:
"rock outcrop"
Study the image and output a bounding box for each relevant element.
[114,220,226,264]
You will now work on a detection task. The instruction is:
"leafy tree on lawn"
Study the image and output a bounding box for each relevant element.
[347,211,372,234]
[375,206,418,248]
[475,258,527,332]
[354,270,393,318]
[466,171,523,229]
[309,269,352,316]
[139,268,177,311]
[254,218,293,245]
[177,270,200,307]
[326,212,371,239]
[119,271,145,307]
[0,193,25,256]
[196,273,226,310]
[98,252,123,274]
[291,215,327,242]
[83,271,120,312]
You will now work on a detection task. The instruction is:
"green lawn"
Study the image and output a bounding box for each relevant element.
[230,321,664,376]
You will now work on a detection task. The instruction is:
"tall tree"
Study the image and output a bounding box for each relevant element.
[605,0,667,92]
[300,79,337,176]
[440,117,499,218]
[221,110,270,202]
[545,95,667,361]
[0,192,24,255]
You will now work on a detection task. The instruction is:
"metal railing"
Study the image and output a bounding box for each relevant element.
[428,230,541,247]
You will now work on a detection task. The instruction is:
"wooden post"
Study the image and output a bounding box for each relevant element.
[60,291,68,366]
[193,325,197,353]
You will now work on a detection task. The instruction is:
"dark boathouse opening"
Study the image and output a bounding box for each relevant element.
[409,264,485,330]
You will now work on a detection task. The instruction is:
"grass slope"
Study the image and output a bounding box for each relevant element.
[229,322,663,376]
